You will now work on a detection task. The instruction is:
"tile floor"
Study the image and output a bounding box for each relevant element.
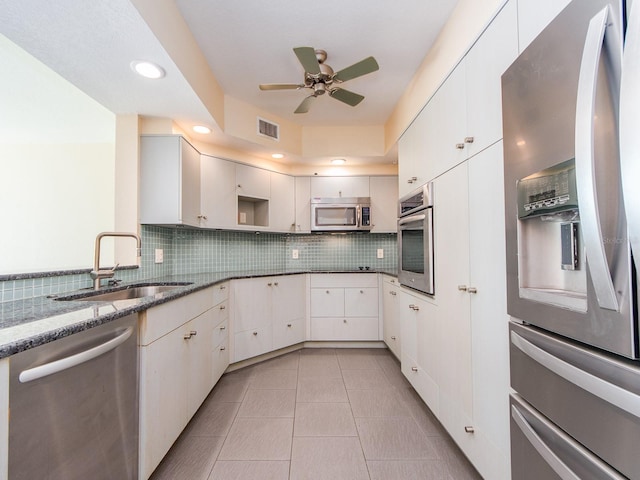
[150,348,483,480]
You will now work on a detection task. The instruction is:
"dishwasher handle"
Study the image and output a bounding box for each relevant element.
[19,326,134,383]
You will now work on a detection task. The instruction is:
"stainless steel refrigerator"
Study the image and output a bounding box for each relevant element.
[502,0,640,478]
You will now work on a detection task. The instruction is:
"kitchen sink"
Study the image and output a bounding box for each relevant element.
[56,282,193,302]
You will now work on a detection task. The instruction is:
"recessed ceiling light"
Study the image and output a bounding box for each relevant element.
[331,158,346,165]
[193,125,211,134]
[131,60,166,79]
[272,153,284,159]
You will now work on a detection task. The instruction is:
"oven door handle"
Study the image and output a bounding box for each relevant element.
[398,213,426,226]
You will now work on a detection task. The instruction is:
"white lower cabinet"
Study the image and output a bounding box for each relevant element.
[0,358,7,480]
[231,274,306,362]
[138,284,229,480]
[381,276,401,359]
[309,273,380,341]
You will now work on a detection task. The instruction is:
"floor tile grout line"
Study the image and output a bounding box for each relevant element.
[288,355,300,480]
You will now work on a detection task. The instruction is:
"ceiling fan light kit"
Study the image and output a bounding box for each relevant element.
[259,46,379,114]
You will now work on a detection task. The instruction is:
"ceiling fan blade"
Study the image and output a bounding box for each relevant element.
[329,88,365,107]
[294,95,316,114]
[334,56,379,82]
[293,47,321,75]
[259,83,304,90]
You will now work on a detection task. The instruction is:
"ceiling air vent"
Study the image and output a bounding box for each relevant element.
[257,117,280,140]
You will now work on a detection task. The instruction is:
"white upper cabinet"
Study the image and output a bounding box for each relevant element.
[236,163,270,199]
[398,109,429,197]
[369,176,398,232]
[270,172,296,232]
[200,155,237,229]
[465,0,518,158]
[310,176,370,198]
[140,135,202,227]
[517,0,572,52]
[294,176,311,233]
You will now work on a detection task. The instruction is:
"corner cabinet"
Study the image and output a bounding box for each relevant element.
[140,135,202,227]
[200,155,237,229]
[138,284,229,480]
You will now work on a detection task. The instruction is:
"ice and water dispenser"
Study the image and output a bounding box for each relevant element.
[516,159,588,311]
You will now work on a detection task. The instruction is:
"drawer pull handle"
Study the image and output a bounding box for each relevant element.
[409,304,420,311]
[274,282,279,286]
[190,331,197,336]
[220,346,226,351]
[456,143,465,149]
[184,333,192,340]
[464,426,475,434]
[268,282,273,286]
[220,305,226,310]
[464,136,475,144]
[411,366,418,372]
[391,336,396,340]
[468,287,478,294]
[219,326,226,330]
[253,331,258,336]
[458,285,468,291]
[287,323,292,327]
[390,291,397,296]
[220,285,226,290]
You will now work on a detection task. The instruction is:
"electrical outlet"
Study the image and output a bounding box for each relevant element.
[377,248,384,259]
[292,249,299,259]
[155,248,164,264]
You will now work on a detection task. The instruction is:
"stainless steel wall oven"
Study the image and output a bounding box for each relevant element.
[398,183,434,295]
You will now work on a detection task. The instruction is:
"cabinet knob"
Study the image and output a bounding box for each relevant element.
[343,319,347,323]
[274,282,279,286]
[253,331,258,336]
[409,304,419,311]
[455,143,465,149]
[268,282,273,286]
[390,291,397,296]
[220,285,226,290]
[220,305,226,310]
[457,285,468,292]
[464,426,475,434]
[219,325,226,330]
[326,290,330,294]
[468,287,478,294]
[197,214,208,220]
[184,333,192,340]
[411,366,418,372]
[391,336,396,340]
[190,330,197,336]
[464,136,475,144]
[360,290,364,294]
[220,346,226,351]
[287,323,292,327]
[237,184,242,188]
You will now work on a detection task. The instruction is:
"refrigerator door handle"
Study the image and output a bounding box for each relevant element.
[511,401,626,480]
[575,5,621,312]
[620,1,640,265]
[511,331,640,419]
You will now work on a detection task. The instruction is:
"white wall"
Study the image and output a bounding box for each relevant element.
[0,34,116,274]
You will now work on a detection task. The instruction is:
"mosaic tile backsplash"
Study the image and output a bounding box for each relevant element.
[0,226,397,302]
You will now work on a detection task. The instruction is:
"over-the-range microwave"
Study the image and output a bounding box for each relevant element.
[310,197,372,232]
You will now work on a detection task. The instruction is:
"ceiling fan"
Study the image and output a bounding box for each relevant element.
[259,47,379,114]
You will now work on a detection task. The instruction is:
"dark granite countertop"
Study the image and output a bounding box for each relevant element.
[0,268,397,359]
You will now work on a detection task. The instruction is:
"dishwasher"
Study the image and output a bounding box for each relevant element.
[8,314,138,480]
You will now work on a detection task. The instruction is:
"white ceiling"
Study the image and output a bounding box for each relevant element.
[0,0,459,165]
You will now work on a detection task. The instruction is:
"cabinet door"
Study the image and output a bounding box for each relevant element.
[272,275,305,325]
[382,280,401,358]
[234,326,272,362]
[232,278,272,332]
[310,176,370,198]
[270,172,295,232]
[186,309,214,418]
[273,319,305,350]
[344,287,378,317]
[369,176,398,233]
[433,162,472,422]
[200,155,236,228]
[425,65,468,178]
[465,0,518,158]
[310,288,344,317]
[139,327,189,478]
[294,176,311,232]
[398,110,429,196]
[236,164,270,199]
[180,137,201,227]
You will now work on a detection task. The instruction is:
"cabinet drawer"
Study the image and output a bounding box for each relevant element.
[401,351,439,416]
[310,288,344,317]
[212,318,229,347]
[212,299,229,326]
[273,319,305,350]
[310,273,378,288]
[310,317,379,341]
[140,287,214,345]
[234,326,272,362]
[212,282,229,305]
[384,331,401,359]
[345,287,378,317]
[212,338,229,385]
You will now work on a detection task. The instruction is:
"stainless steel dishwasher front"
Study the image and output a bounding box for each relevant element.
[8,313,138,480]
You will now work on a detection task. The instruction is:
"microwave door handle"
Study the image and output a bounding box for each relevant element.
[356,205,361,228]
[620,1,640,266]
[398,213,426,226]
[575,5,621,311]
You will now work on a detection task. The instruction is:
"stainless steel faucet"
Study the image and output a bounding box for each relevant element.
[90,232,142,290]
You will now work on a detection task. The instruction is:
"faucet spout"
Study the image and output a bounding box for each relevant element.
[90,232,142,290]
